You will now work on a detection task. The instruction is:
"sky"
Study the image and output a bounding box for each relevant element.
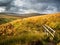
[0,0,60,14]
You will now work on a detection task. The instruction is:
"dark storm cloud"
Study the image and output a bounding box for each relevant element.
[36,0,60,3]
[0,0,60,14]
[0,0,13,12]
[0,0,12,6]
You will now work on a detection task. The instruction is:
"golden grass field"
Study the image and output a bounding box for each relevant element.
[0,13,60,45]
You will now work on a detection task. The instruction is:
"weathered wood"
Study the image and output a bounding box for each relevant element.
[42,25,54,37]
[44,24,55,33]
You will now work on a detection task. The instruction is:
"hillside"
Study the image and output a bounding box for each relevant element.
[0,13,46,25]
[0,13,60,45]
[0,13,46,18]
[0,13,23,18]
[0,13,24,25]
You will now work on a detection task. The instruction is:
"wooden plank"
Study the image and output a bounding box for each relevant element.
[42,25,54,37]
[44,24,55,33]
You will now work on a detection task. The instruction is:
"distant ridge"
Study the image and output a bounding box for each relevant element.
[0,12,46,17]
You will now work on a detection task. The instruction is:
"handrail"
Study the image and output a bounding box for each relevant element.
[44,24,55,33]
[42,25,55,38]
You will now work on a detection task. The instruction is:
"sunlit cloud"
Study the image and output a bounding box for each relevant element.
[0,7,5,12]
[20,9,39,14]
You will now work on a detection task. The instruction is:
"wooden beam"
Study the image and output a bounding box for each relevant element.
[42,25,54,37]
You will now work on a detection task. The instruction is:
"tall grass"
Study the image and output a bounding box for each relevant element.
[0,13,60,45]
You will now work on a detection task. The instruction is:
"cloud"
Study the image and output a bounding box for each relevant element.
[19,9,39,14]
[43,6,58,14]
[0,0,60,14]
[12,0,25,7]
[8,0,58,14]
[0,0,12,6]
[42,4,58,14]
[0,7,5,12]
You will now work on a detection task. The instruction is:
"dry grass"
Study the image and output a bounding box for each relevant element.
[0,13,60,45]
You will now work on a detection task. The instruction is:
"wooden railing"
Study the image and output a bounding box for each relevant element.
[42,24,55,38]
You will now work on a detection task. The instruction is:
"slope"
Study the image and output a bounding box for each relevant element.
[0,13,60,45]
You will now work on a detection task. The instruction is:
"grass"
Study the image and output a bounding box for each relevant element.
[0,18,17,25]
[0,13,60,45]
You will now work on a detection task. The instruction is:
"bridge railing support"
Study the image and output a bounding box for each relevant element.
[42,24,55,38]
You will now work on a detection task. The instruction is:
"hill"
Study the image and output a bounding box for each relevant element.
[0,13,23,18]
[0,13,26,25]
[0,13,46,25]
[0,13,46,18]
[0,13,60,45]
